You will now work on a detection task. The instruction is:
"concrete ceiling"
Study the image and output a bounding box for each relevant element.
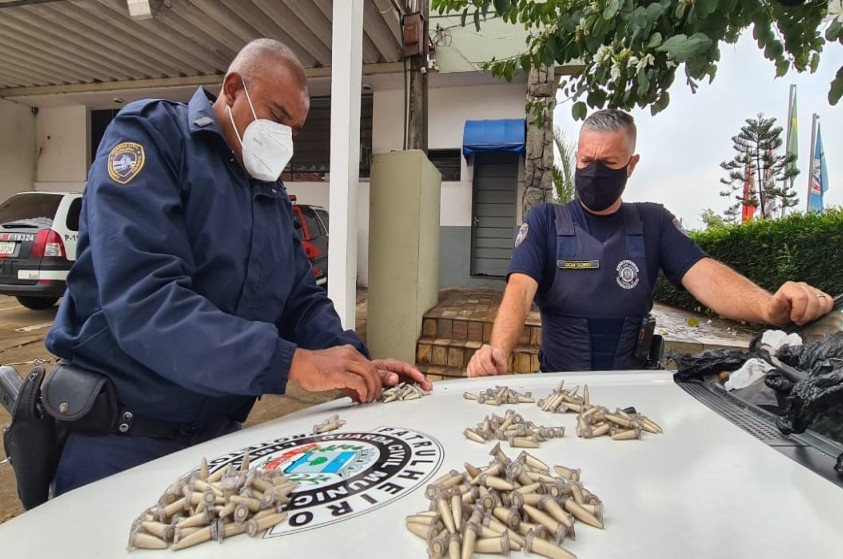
[0,0,407,106]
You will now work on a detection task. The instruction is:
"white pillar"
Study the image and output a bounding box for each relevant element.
[328,0,364,329]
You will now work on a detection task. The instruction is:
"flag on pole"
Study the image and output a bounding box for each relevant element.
[742,161,756,222]
[807,124,828,213]
[763,148,778,218]
[786,86,798,173]
[784,86,798,218]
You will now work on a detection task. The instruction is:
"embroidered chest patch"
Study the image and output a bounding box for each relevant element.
[616,259,640,290]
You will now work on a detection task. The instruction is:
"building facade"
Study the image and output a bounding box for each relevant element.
[0,3,556,288]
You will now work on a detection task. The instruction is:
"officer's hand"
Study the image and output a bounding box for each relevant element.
[289,346,381,403]
[373,359,433,391]
[765,281,834,326]
[467,345,508,377]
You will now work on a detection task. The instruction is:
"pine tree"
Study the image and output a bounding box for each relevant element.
[719,113,799,220]
[722,201,742,226]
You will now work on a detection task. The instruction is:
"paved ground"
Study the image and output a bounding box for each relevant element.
[0,290,756,523]
[430,286,758,353]
[651,300,758,354]
[0,296,56,523]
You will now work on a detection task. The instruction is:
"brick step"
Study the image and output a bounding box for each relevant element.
[416,336,539,377]
[420,316,542,347]
[415,337,481,371]
[421,316,490,344]
[416,364,466,381]
[510,344,540,374]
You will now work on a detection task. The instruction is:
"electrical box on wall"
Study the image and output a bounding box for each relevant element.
[402,12,425,57]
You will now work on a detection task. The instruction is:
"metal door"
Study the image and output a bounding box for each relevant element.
[470,152,518,277]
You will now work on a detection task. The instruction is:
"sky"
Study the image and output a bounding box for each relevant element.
[553,32,843,230]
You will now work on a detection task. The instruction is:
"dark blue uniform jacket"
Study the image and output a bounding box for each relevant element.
[46,87,365,428]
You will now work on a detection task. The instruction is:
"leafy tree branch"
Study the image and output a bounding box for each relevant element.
[432,0,841,119]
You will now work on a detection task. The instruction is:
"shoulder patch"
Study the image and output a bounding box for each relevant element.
[514,222,529,247]
[672,217,689,237]
[107,142,145,184]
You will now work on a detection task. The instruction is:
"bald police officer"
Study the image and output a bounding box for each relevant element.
[46,39,430,494]
[468,109,833,376]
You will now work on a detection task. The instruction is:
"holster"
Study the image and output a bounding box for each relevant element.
[41,364,120,436]
[2,366,66,510]
[644,335,665,370]
[635,315,664,370]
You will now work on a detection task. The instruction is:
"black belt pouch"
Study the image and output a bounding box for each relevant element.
[41,364,119,436]
[2,366,61,510]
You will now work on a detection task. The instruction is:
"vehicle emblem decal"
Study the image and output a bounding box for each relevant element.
[107,142,145,184]
[204,426,443,537]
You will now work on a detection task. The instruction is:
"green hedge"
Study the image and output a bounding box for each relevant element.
[654,209,843,315]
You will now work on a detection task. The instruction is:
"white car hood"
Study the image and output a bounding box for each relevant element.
[1,371,841,558]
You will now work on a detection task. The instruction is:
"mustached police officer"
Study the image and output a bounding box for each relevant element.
[467,109,833,376]
[44,39,431,494]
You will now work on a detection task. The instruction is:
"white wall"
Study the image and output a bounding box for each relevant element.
[288,81,527,286]
[34,105,88,192]
[5,81,525,287]
[440,180,473,227]
[432,16,529,75]
[373,82,526,228]
[0,98,36,200]
[372,82,526,153]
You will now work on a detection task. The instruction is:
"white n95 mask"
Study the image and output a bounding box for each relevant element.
[227,80,294,182]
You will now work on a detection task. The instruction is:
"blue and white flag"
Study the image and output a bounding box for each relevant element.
[807,124,829,213]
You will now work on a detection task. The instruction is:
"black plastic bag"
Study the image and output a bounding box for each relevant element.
[775,370,843,435]
[763,370,794,412]
[672,330,843,440]
[775,331,843,377]
[759,331,843,436]
[667,348,751,381]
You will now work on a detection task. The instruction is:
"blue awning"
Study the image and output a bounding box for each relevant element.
[462,119,526,158]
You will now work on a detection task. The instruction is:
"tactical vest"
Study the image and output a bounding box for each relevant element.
[537,202,654,371]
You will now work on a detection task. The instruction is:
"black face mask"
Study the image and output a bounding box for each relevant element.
[575,160,629,212]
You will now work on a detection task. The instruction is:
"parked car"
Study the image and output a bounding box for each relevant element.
[290,196,329,288]
[0,191,82,310]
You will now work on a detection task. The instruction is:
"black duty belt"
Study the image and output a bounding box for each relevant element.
[40,363,240,446]
[115,408,238,446]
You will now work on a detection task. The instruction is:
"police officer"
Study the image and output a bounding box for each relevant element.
[467,109,833,376]
[45,39,431,494]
